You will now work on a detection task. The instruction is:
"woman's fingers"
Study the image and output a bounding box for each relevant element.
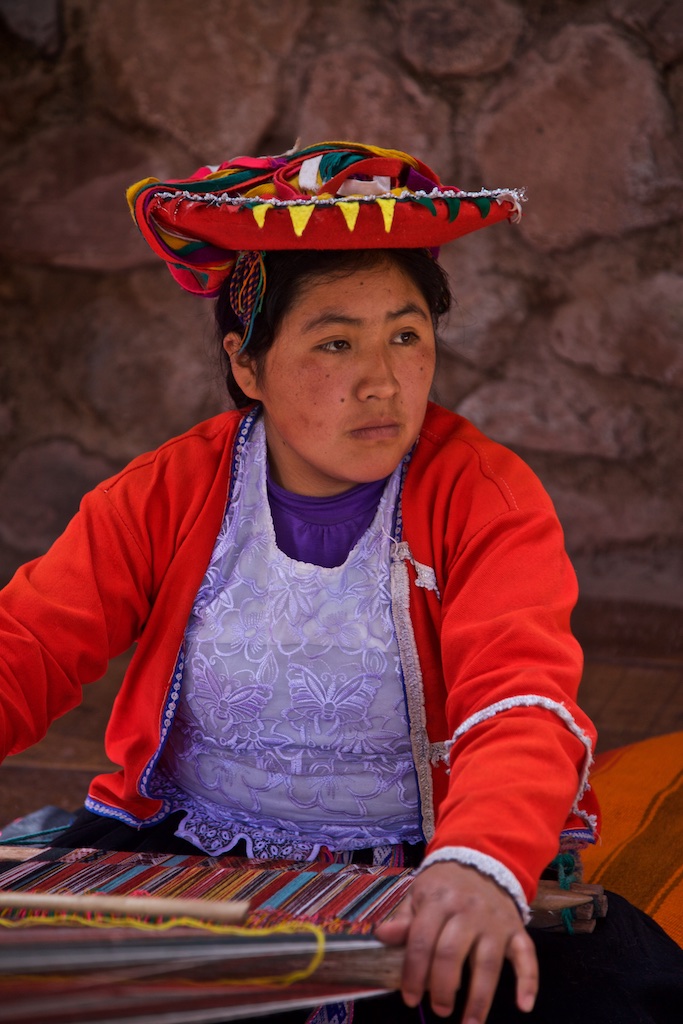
[376,892,459,1008]
[509,929,539,1013]
[399,899,469,1010]
[375,863,540,1020]
[373,896,413,946]
[388,868,475,1011]
[462,930,538,1024]
[425,915,468,1016]
[460,936,506,1024]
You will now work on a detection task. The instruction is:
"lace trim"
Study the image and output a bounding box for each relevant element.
[418,845,531,922]
[442,694,597,836]
[390,549,435,842]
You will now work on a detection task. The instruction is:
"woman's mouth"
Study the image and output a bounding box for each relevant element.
[349,422,401,441]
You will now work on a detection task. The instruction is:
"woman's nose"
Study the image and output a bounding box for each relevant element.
[355,351,399,400]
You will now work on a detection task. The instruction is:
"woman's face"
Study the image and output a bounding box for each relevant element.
[226,261,437,496]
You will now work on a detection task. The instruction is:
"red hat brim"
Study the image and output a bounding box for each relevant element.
[128,143,524,296]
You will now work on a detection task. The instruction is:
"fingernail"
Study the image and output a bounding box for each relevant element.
[520,993,536,1012]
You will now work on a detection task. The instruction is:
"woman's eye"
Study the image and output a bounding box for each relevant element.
[394,330,418,345]
[320,339,349,352]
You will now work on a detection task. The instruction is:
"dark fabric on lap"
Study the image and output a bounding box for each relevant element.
[486,894,683,1024]
[53,808,225,855]
[53,808,426,867]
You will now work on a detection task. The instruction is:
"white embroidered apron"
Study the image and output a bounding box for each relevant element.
[152,419,422,859]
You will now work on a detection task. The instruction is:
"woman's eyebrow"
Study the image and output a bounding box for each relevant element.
[302,303,429,333]
[386,302,429,322]
[301,311,363,332]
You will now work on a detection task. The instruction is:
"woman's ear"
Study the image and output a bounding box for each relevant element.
[223,332,263,401]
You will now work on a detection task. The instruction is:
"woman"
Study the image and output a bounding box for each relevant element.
[1,143,681,1023]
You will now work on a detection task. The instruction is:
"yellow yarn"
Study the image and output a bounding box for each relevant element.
[0,911,326,988]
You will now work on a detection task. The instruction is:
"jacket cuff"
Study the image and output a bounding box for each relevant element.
[417,846,531,923]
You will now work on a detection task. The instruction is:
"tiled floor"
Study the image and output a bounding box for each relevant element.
[0,599,681,829]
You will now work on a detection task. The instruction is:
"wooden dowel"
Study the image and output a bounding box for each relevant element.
[532,880,600,912]
[0,845,47,862]
[0,890,249,925]
[0,887,594,925]
[562,881,604,896]
[0,855,605,931]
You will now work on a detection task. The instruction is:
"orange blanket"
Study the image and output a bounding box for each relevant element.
[582,731,683,947]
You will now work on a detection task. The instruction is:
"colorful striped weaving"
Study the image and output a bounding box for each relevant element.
[0,850,416,1024]
[0,846,609,1022]
[0,847,414,935]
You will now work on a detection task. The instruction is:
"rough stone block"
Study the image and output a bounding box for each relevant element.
[296,48,453,173]
[474,24,683,251]
[76,269,225,452]
[550,485,677,553]
[0,440,118,556]
[609,0,683,65]
[0,0,62,55]
[551,272,683,387]
[456,365,648,459]
[0,121,186,270]
[85,0,310,160]
[397,0,523,77]
[439,233,527,370]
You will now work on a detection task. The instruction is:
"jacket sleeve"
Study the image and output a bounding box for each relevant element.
[0,414,238,772]
[403,413,599,914]
[422,500,597,912]
[0,483,155,759]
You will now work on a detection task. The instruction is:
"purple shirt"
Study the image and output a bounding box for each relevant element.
[266,470,388,568]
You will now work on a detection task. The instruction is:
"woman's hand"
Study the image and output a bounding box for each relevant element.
[374,860,538,1022]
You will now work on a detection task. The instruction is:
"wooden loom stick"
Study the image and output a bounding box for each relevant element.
[0,845,46,862]
[0,889,249,924]
[0,927,402,1023]
[0,881,594,926]
[0,847,606,929]
[0,933,405,989]
[534,879,605,913]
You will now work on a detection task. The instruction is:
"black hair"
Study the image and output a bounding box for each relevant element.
[215,248,452,408]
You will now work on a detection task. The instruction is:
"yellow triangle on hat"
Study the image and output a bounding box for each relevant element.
[376,197,396,233]
[288,203,315,237]
[338,201,360,232]
[251,203,271,228]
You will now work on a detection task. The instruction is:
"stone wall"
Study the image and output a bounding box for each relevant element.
[1,0,682,612]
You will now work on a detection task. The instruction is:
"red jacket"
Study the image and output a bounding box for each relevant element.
[0,403,598,907]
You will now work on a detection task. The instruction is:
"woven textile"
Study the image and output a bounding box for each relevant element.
[0,847,414,935]
[127,141,524,296]
[582,730,683,947]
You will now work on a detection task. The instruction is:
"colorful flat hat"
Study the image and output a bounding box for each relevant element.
[127,141,524,298]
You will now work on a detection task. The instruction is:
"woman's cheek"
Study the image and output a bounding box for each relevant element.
[301,367,347,408]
